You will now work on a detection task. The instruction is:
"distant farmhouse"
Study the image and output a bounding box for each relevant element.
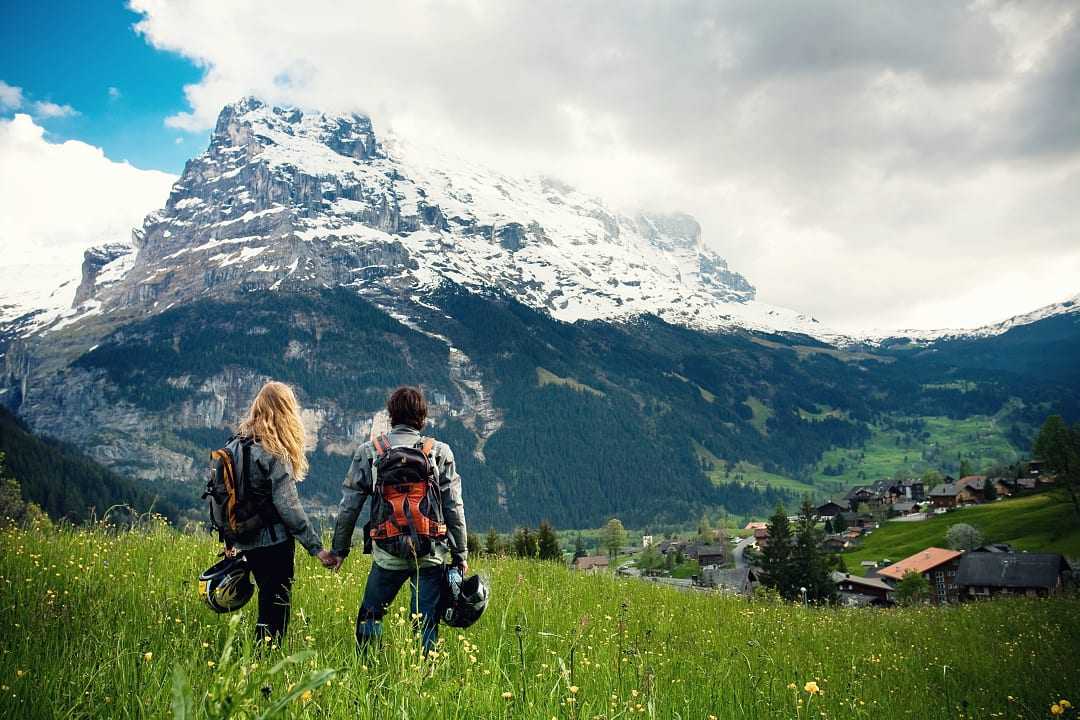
[573,555,610,573]
[700,567,759,596]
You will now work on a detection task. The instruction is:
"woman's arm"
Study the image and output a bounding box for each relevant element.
[265,455,324,556]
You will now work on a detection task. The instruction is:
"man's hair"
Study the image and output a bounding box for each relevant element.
[387,386,428,430]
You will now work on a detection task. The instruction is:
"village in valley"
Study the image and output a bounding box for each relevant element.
[567,458,1074,607]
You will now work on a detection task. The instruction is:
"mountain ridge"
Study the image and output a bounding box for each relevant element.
[1,98,1078,529]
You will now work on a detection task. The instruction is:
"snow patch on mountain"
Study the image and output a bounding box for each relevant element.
[2,99,1076,349]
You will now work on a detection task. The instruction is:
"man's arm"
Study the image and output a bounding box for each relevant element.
[331,445,371,558]
[438,444,468,568]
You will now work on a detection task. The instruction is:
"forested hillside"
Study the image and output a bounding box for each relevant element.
[0,407,181,522]
[8,285,1080,529]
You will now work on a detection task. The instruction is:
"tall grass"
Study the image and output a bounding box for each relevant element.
[1,520,1078,719]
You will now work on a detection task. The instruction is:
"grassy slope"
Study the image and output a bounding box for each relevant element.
[697,407,1023,509]
[841,492,1080,573]
[3,524,1080,719]
[810,413,1021,488]
[694,441,818,495]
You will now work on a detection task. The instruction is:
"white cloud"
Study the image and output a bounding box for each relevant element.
[108,86,122,100]
[0,114,176,321]
[32,100,79,118]
[129,0,1080,332]
[0,81,23,111]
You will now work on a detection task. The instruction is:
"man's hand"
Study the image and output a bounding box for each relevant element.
[457,560,468,575]
[317,549,342,571]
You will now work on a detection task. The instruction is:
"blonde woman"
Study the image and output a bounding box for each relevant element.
[227,381,337,641]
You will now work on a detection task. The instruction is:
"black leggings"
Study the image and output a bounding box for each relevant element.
[244,537,295,642]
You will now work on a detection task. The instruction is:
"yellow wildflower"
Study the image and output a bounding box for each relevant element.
[569,686,579,694]
[143,652,153,663]
[1051,704,1063,716]
[804,681,820,695]
[502,691,514,700]
[300,690,313,704]
[1061,701,1073,710]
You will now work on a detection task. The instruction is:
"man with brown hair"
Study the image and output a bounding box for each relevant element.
[329,386,468,653]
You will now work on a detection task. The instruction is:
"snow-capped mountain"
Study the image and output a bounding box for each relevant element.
[3,97,1075,349]
[3,97,838,343]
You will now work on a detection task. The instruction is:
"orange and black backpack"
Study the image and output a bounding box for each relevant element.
[203,436,281,545]
[367,434,447,559]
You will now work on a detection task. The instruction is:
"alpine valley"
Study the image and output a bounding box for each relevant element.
[2,98,1078,530]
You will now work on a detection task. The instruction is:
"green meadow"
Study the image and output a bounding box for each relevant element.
[841,493,1080,573]
[2,521,1079,719]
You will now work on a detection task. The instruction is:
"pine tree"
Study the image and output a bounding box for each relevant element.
[761,504,796,599]
[484,527,501,556]
[572,533,587,559]
[536,521,562,561]
[793,498,837,603]
[982,477,998,503]
[512,527,538,558]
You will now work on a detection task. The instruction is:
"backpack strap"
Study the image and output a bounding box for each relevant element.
[373,434,392,458]
[420,437,435,457]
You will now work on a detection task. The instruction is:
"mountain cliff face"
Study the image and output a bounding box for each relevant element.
[65,97,772,334]
[1,98,1078,529]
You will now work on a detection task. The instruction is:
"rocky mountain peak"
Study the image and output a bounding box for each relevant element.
[52,96,775,337]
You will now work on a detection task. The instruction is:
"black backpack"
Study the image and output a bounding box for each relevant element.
[203,436,281,545]
[367,435,447,559]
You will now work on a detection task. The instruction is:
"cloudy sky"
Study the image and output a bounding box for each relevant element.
[2,1,1078,332]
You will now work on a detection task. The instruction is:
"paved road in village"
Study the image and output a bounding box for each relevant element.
[733,536,755,569]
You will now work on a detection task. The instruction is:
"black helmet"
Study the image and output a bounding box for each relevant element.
[199,556,254,613]
[442,572,489,629]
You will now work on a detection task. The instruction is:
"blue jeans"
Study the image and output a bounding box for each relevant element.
[356,563,446,653]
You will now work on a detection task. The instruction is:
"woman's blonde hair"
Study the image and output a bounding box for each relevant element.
[237,381,309,481]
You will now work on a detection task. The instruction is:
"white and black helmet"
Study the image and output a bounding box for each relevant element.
[199,556,254,613]
[442,572,490,629]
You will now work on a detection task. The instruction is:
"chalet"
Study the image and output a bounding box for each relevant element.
[655,539,687,556]
[821,535,849,553]
[815,501,847,520]
[928,481,979,509]
[957,553,1071,599]
[832,571,894,606]
[877,547,964,604]
[1016,477,1039,492]
[891,501,923,516]
[685,544,727,568]
[896,479,926,502]
[956,475,1010,499]
[752,527,769,549]
[744,521,768,532]
[573,555,610,573]
[700,567,759,595]
[845,486,883,511]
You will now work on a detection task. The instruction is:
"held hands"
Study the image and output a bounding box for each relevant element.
[317,549,343,572]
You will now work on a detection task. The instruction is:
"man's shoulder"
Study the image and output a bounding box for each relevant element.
[425,436,455,461]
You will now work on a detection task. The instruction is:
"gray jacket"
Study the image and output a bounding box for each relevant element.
[332,425,467,570]
[230,441,323,557]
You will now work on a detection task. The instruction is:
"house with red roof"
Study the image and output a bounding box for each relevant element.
[877,547,964,604]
